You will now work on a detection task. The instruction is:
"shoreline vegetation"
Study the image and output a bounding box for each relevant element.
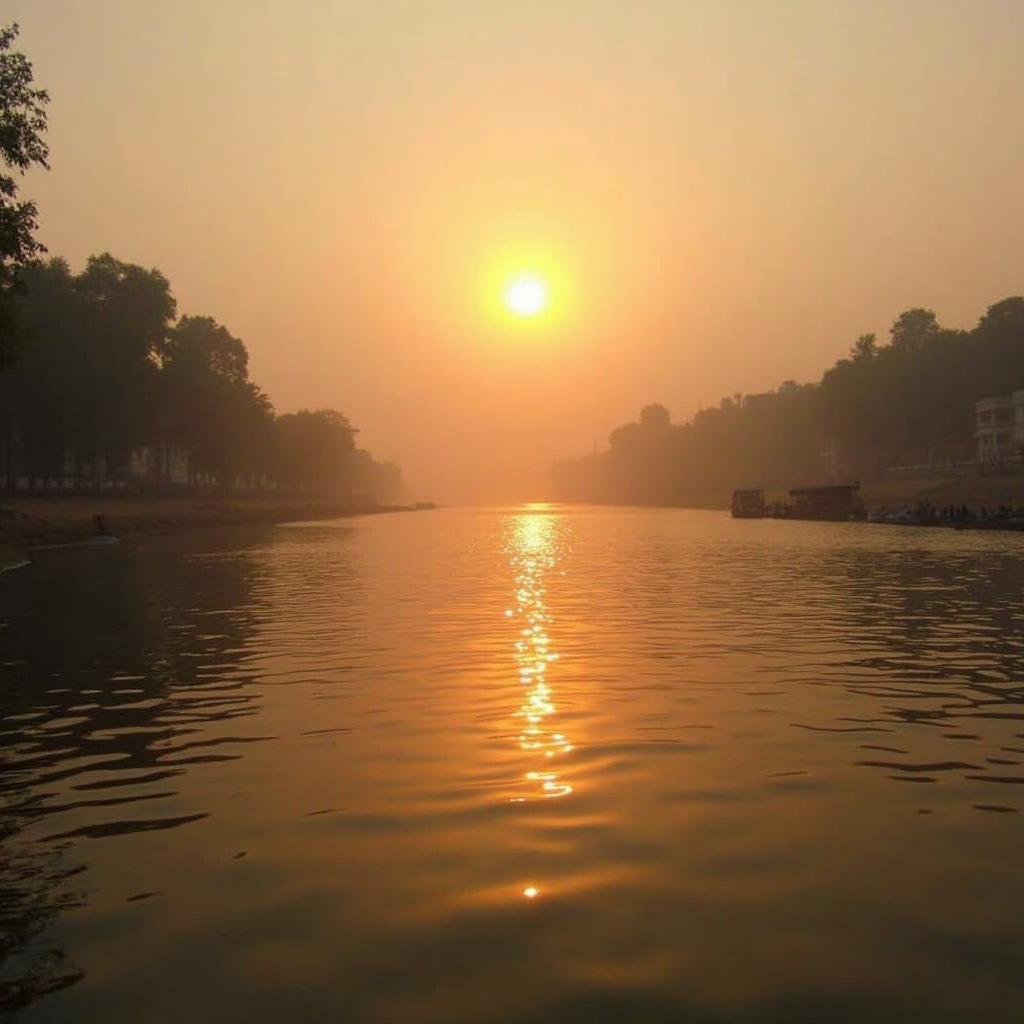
[0,254,404,503]
[0,29,423,577]
[0,493,427,568]
[550,301,1024,509]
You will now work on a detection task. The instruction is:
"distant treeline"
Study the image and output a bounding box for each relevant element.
[0,254,403,501]
[551,299,1024,504]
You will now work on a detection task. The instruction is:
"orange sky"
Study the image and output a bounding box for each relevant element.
[11,1,1024,500]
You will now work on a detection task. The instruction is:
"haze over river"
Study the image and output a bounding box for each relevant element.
[3,506,1024,1022]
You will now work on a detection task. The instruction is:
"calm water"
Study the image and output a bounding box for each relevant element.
[3,506,1024,1022]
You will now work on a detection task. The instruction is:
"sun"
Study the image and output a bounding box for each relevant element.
[504,274,548,318]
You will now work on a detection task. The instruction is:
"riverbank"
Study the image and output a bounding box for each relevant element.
[765,476,1024,513]
[0,494,418,568]
[735,475,1024,511]
[558,474,1024,514]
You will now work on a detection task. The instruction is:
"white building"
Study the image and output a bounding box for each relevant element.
[975,391,1024,464]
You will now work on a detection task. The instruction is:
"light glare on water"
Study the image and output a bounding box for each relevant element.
[509,509,572,804]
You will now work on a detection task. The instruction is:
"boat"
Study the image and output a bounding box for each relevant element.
[784,482,865,521]
[735,482,866,522]
[731,489,765,518]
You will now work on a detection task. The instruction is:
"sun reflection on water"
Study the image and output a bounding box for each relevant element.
[507,508,573,803]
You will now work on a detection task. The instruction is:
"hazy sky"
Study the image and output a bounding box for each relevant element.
[10,1,1024,499]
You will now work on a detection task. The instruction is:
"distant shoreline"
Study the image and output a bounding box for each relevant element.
[0,494,421,568]
[553,474,1024,515]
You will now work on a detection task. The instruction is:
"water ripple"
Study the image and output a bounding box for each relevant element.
[3,510,1024,1021]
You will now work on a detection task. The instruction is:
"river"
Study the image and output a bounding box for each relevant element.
[2,505,1024,1022]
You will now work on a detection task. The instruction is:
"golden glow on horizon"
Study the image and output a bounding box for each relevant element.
[504,274,548,317]
[25,4,1024,503]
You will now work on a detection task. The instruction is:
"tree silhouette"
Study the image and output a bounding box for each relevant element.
[551,297,1024,503]
[273,409,357,495]
[889,308,939,352]
[1,252,394,497]
[850,333,877,361]
[0,24,49,370]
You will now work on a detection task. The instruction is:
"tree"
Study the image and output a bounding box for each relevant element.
[0,258,79,483]
[850,333,877,361]
[273,409,356,494]
[351,449,404,504]
[550,295,1024,503]
[2,255,175,485]
[161,314,248,382]
[889,308,938,352]
[77,256,176,479]
[1,247,396,495]
[75,255,176,479]
[0,24,49,370]
[971,297,1024,401]
[159,315,268,486]
[639,403,671,430]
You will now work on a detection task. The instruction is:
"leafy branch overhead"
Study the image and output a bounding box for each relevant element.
[0,23,49,368]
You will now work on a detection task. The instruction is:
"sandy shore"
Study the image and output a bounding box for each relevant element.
[0,493,413,568]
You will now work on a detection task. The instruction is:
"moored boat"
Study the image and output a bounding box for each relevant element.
[731,489,765,518]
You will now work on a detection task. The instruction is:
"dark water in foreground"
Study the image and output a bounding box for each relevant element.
[3,505,1024,1022]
